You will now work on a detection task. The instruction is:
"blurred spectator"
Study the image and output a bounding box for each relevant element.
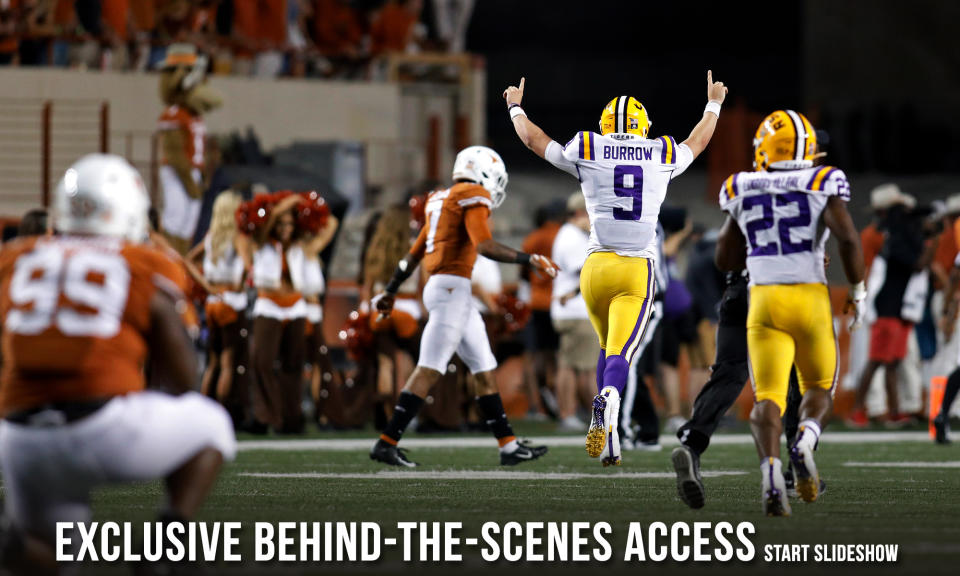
[550,193,595,431]
[19,0,59,66]
[286,0,314,77]
[521,205,563,418]
[851,189,935,427]
[429,0,472,53]
[659,215,701,432]
[254,0,286,77]
[230,0,259,74]
[0,0,20,65]
[313,0,366,60]
[370,0,423,56]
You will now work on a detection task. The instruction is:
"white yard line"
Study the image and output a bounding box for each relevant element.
[238,431,933,452]
[843,461,960,469]
[239,470,747,480]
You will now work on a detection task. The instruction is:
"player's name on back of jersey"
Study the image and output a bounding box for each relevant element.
[742,172,814,192]
[602,144,655,162]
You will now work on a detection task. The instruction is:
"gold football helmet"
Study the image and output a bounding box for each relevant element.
[599,96,650,137]
[753,110,817,171]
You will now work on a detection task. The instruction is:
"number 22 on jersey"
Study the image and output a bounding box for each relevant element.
[742,192,814,256]
[5,244,130,338]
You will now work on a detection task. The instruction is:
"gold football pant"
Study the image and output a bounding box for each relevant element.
[747,283,838,414]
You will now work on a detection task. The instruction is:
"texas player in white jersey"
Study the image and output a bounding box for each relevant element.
[504,72,727,465]
[715,110,865,516]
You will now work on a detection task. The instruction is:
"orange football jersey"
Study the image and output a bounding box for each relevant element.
[411,183,493,279]
[0,236,187,413]
[158,104,206,169]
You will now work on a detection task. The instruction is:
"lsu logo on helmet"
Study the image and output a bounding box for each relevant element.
[753,110,817,171]
[599,96,651,137]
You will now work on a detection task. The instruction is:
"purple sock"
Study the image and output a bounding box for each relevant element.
[596,350,607,393]
[601,355,629,396]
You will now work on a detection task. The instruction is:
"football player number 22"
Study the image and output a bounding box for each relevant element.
[5,246,131,338]
[743,192,813,256]
[613,165,644,221]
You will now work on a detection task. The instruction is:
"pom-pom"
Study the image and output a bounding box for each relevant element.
[296,190,330,235]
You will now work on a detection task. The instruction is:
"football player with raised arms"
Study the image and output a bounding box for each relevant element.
[370,145,558,467]
[714,111,865,516]
[504,72,727,465]
[0,155,236,573]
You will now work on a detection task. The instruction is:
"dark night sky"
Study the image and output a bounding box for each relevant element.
[467,0,804,168]
[464,0,960,174]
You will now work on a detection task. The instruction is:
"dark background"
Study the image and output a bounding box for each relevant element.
[466,0,960,174]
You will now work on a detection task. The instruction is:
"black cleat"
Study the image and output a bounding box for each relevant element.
[934,414,950,444]
[500,439,548,466]
[671,446,705,509]
[370,440,417,467]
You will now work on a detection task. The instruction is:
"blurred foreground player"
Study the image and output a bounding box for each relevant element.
[371,146,556,467]
[504,72,727,465]
[714,111,865,516]
[0,155,236,574]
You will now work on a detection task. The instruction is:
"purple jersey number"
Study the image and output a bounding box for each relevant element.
[742,194,777,256]
[777,192,813,255]
[743,192,813,256]
[612,165,644,221]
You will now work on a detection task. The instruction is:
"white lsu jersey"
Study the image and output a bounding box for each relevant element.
[546,131,694,259]
[719,165,850,286]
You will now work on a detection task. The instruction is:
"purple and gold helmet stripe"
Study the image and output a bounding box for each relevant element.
[784,110,807,162]
[616,95,627,133]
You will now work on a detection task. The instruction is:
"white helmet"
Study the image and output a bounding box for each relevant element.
[53,154,150,243]
[452,145,508,209]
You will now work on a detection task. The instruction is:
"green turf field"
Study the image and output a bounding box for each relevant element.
[69,425,960,576]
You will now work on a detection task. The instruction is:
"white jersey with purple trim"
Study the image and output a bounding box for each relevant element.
[545,131,694,259]
[719,165,850,287]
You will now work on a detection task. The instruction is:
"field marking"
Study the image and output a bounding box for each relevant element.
[844,461,960,469]
[238,431,932,452]
[239,470,747,481]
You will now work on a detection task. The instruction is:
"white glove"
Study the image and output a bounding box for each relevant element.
[847,281,867,332]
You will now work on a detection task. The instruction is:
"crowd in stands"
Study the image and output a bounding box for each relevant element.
[0,0,475,77]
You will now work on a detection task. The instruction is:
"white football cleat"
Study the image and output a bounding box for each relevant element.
[762,457,792,517]
[586,386,619,458]
[789,425,821,503]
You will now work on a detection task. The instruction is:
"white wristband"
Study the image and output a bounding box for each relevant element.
[509,106,527,120]
[704,101,722,117]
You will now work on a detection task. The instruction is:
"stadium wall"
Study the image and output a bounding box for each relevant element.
[0,68,484,218]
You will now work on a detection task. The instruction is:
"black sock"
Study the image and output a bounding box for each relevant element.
[941,368,960,420]
[677,428,709,456]
[381,391,424,443]
[476,393,515,443]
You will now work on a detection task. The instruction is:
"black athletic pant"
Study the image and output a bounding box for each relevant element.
[677,273,803,456]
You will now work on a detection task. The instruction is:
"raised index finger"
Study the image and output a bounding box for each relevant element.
[707,69,713,85]
[519,77,526,92]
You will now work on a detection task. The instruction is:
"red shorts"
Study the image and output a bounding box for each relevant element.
[868,317,912,363]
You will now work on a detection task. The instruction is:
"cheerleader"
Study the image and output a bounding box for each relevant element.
[186,191,250,425]
[243,193,334,433]
[360,204,423,427]
[300,212,340,424]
